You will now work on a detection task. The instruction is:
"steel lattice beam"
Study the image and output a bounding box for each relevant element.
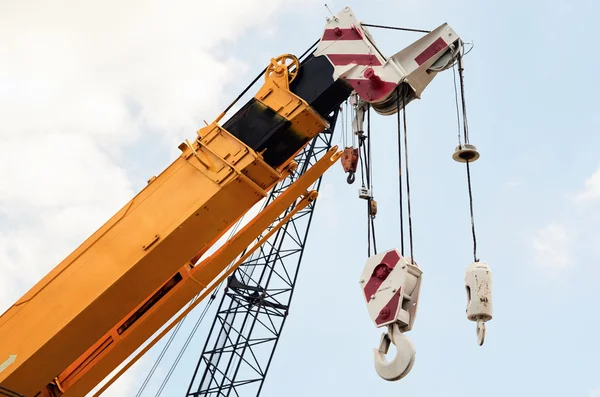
[185,109,339,397]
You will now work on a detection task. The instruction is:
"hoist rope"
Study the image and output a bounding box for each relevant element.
[358,141,367,188]
[466,161,478,262]
[401,92,415,263]
[396,86,405,256]
[345,101,349,147]
[452,66,463,146]
[134,307,187,396]
[340,102,346,147]
[361,23,431,34]
[351,102,357,148]
[360,104,377,257]
[135,218,243,397]
[154,298,214,396]
[455,50,479,262]
[394,84,414,262]
[457,52,470,144]
[363,117,372,257]
[367,106,378,256]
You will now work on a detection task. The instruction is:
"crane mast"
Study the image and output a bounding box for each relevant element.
[186,113,338,397]
[0,6,464,397]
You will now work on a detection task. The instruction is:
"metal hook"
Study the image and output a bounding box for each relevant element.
[373,323,416,381]
[346,172,355,184]
[476,320,486,346]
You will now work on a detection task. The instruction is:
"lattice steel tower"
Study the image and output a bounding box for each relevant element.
[185,109,339,397]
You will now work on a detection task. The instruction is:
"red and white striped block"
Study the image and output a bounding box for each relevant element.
[359,249,423,330]
[315,6,461,110]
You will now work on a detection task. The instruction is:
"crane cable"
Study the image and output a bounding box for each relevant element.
[153,298,213,396]
[360,105,378,257]
[396,86,405,256]
[395,84,415,262]
[454,50,479,263]
[402,89,415,263]
[135,216,244,397]
[360,23,431,34]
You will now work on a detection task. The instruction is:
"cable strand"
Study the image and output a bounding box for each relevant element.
[367,105,377,255]
[402,95,415,263]
[396,85,405,256]
[456,49,479,262]
[466,161,478,262]
[361,23,431,34]
[452,65,463,146]
[457,50,470,144]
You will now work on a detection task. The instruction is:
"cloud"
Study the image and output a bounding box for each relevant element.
[532,223,572,273]
[590,387,600,397]
[0,0,292,395]
[575,166,600,203]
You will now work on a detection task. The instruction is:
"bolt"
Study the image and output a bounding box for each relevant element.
[379,307,390,319]
[371,294,376,300]
[360,279,365,283]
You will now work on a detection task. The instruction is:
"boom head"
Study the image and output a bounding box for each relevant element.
[314,6,463,115]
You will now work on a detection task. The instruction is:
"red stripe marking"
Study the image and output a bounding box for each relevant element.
[375,287,402,326]
[328,53,382,66]
[363,250,400,302]
[344,78,397,102]
[414,37,448,66]
[322,27,363,41]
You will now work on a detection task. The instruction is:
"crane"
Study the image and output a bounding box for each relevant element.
[0,6,478,397]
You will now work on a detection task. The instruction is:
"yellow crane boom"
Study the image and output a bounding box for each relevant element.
[0,6,462,396]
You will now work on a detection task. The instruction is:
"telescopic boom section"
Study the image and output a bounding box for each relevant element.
[0,6,461,397]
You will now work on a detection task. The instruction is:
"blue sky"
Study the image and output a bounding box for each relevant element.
[2,1,600,396]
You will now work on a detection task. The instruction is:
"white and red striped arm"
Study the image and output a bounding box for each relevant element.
[315,6,462,114]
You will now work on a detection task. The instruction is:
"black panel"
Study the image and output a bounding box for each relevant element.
[289,54,354,117]
[222,101,286,151]
[221,54,352,168]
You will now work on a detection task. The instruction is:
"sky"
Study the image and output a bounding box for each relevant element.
[1,0,600,396]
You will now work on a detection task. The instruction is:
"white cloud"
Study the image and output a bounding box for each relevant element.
[0,0,296,395]
[590,387,600,397]
[532,223,572,272]
[575,167,600,203]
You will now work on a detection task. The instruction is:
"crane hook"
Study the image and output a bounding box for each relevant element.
[476,320,486,346]
[373,323,416,381]
[346,172,355,184]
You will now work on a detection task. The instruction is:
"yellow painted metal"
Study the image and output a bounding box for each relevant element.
[265,54,300,83]
[254,54,329,168]
[55,146,341,397]
[0,123,286,396]
[0,53,336,396]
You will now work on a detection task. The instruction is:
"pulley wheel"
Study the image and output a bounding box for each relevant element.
[265,54,300,83]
